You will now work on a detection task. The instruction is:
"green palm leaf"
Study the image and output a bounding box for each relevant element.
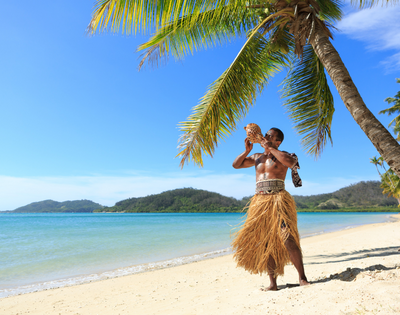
[282,43,334,157]
[88,0,245,35]
[136,5,295,69]
[88,0,348,167]
[380,78,400,139]
[381,169,400,199]
[177,32,289,167]
[137,6,257,69]
[350,0,398,9]
[315,0,343,23]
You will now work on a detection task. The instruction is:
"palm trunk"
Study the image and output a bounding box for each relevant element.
[375,165,382,177]
[311,29,400,178]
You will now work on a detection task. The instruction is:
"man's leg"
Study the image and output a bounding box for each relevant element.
[284,236,310,286]
[261,256,278,291]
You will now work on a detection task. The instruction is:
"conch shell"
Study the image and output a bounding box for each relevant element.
[244,123,265,143]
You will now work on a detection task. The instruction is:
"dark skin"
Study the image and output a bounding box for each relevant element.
[233,129,310,291]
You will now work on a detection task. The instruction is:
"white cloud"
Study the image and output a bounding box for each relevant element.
[0,173,376,211]
[380,51,400,72]
[336,5,400,71]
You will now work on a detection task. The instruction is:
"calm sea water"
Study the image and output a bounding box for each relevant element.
[0,212,396,297]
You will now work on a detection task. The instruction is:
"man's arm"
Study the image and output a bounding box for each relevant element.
[261,141,297,169]
[232,138,257,169]
[269,147,297,168]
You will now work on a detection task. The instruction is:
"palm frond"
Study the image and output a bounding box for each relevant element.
[315,0,343,24]
[350,0,399,9]
[282,43,334,157]
[395,179,400,196]
[380,79,400,138]
[88,0,245,35]
[177,32,289,167]
[381,169,400,198]
[137,6,256,69]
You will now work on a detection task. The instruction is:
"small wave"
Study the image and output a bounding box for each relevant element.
[300,230,325,238]
[0,248,232,299]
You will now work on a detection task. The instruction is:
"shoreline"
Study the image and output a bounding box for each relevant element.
[2,208,399,213]
[1,214,399,314]
[0,213,398,300]
[0,215,399,314]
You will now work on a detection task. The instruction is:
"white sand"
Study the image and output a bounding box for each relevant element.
[1,214,399,315]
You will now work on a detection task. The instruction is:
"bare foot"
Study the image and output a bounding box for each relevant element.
[260,284,278,291]
[299,279,310,286]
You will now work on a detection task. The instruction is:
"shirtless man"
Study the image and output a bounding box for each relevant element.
[232,127,309,291]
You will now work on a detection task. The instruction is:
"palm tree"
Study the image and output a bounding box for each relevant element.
[370,155,398,198]
[380,169,400,205]
[379,78,400,140]
[87,0,400,176]
[370,156,383,177]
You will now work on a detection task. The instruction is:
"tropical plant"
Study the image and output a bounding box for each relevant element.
[371,79,400,204]
[87,0,400,176]
[370,155,398,199]
[380,169,400,205]
[379,78,400,140]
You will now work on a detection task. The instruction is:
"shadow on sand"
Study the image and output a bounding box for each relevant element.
[275,246,400,290]
[306,246,400,265]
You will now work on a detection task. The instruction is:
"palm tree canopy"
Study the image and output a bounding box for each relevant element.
[380,169,400,199]
[88,0,396,168]
[370,156,380,166]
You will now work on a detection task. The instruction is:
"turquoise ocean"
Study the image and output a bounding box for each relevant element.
[0,212,396,298]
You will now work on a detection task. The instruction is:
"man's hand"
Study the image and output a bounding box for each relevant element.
[260,139,272,153]
[245,137,253,153]
[233,138,256,169]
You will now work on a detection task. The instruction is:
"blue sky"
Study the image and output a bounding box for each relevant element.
[1,2,399,210]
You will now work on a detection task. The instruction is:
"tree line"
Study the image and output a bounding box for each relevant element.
[292,181,398,210]
[5,181,397,213]
[96,181,398,213]
[96,188,248,213]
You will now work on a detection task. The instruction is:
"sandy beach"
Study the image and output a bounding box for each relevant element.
[1,214,399,315]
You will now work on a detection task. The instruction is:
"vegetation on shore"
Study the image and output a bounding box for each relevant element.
[297,207,399,213]
[292,181,398,211]
[95,181,398,213]
[3,181,398,213]
[370,80,400,204]
[95,188,247,213]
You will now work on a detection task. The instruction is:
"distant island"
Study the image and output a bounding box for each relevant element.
[3,181,399,213]
[5,200,104,213]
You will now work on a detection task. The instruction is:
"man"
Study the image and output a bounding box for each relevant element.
[232,127,309,291]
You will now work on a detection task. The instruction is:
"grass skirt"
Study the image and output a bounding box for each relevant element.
[232,190,301,276]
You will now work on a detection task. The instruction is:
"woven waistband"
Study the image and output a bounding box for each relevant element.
[255,179,285,195]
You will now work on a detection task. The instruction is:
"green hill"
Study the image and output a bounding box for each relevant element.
[10,199,104,213]
[95,188,248,213]
[292,180,398,210]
